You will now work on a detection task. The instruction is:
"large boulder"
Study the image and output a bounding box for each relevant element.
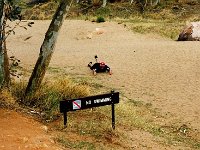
[178,22,200,41]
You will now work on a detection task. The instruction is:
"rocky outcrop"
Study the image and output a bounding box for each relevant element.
[178,22,200,41]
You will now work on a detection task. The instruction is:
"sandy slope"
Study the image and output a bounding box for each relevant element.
[5,20,200,149]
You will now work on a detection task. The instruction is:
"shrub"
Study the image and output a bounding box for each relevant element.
[96,16,105,23]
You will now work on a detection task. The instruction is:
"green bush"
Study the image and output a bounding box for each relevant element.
[96,16,105,23]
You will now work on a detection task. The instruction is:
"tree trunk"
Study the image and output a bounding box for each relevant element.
[102,0,107,7]
[153,0,160,6]
[2,21,10,87]
[0,1,12,89]
[0,0,5,88]
[25,0,70,97]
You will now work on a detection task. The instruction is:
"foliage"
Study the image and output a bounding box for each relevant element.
[21,1,58,20]
[11,77,90,120]
[17,0,200,40]
[1,1,200,149]
[4,0,22,21]
[96,16,105,23]
[95,7,111,17]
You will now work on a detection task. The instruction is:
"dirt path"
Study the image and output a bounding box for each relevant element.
[5,20,200,149]
[0,108,64,150]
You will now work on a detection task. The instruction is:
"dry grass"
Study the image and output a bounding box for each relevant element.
[51,96,200,149]
[0,89,16,105]
[10,77,90,120]
[22,1,58,20]
[2,71,199,149]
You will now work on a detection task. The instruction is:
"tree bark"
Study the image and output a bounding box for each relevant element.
[2,22,10,87]
[0,0,5,88]
[25,0,70,97]
[153,0,160,6]
[0,1,11,88]
[102,0,107,7]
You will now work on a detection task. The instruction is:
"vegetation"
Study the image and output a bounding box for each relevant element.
[1,75,200,149]
[11,77,90,120]
[14,0,200,40]
[1,0,200,149]
[96,16,105,23]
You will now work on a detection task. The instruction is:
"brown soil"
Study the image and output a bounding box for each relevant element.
[0,108,64,150]
[2,20,200,149]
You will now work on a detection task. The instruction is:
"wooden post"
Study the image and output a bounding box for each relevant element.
[112,103,115,129]
[63,112,67,127]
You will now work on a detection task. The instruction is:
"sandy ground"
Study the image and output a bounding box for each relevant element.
[4,20,200,149]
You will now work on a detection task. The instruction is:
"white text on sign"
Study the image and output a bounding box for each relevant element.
[94,97,111,104]
[85,98,112,105]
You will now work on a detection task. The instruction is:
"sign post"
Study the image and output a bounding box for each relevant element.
[60,91,119,129]
[63,112,67,127]
[112,103,115,129]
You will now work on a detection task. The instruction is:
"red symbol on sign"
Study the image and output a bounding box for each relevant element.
[73,100,81,110]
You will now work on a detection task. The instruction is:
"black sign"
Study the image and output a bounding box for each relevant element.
[60,91,119,129]
[60,92,119,112]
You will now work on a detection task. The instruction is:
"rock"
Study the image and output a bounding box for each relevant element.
[41,125,48,133]
[95,28,105,34]
[178,22,200,41]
